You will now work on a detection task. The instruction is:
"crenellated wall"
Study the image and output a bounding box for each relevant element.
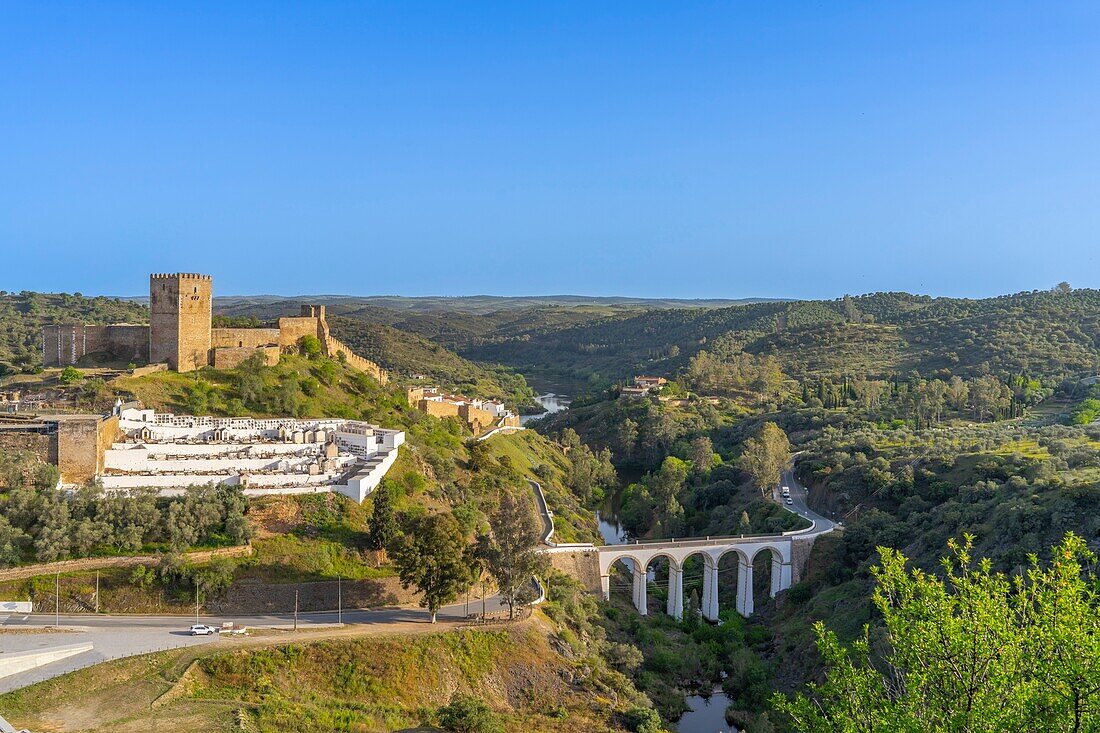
[42,275,388,382]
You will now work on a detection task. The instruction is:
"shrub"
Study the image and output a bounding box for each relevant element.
[59,366,82,384]
[437,693,501,733]
[298,334,323,359]
[623,705,663,733]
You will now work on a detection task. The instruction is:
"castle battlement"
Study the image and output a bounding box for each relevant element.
[149,273,212,281]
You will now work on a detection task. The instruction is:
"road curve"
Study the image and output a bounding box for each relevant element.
[779,461,837,535]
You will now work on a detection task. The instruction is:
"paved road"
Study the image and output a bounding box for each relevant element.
[0,594,507,692]
[778,462,837,534]
[528,478,555,544]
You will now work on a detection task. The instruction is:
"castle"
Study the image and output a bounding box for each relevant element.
[42,273,387,382]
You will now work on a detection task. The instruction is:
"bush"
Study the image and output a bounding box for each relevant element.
[59,366,82,384]
[623,705,664,733]
[437,693,501,733]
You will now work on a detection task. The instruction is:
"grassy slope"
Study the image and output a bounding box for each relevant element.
[0,625,634,733]
[327,315,539,410]
[481,431,600,544]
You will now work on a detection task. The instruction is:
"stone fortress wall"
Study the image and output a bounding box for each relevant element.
[42,323,149,367]
[42,274,388,383]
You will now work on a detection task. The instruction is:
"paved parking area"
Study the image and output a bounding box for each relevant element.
[0,625,217,693]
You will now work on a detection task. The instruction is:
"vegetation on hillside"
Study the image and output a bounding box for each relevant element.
[376,288,1100,388]
[328,314,539,411]
[776,533,1100,732]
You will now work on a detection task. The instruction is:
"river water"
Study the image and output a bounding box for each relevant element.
[679,691,737,733]
[520,393,570,425]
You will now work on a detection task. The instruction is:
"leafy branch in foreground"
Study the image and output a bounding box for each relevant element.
[774,533,1100,732]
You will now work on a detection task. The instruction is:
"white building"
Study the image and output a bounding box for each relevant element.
[100,406,404,502]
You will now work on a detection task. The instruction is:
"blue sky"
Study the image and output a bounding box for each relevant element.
[1,2,1097,299]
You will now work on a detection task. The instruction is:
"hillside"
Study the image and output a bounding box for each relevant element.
[326,315,538,411]
[0,355,606,614]
[453,289,1100,386]
[0,623,650,733]
[0,291,148,373]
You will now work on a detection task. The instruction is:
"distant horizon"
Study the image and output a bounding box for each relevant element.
[9,284,1089,305]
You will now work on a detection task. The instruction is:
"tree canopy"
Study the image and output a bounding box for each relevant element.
[775,533,1100,732]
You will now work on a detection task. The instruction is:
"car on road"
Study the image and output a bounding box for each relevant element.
[785,498,794,505]
[189,624,219,636]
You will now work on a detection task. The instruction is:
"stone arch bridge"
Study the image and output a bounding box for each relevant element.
[546,533,815,619]
[531,467,835,620]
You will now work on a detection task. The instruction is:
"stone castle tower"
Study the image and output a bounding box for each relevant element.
[149,273,212,372]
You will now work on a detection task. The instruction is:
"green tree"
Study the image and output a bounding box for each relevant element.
[33,462,60,489]
[33,497,72,561]
[476,491,549,619]
[298,334,323,359]
[688,435,716,477]
[366,481,399,552]
[165,500,199,550]
[391,512,471,623]
[623,706,664,733]
[740,422,791,497]
[774,533,1100,732]
[0,517,27,566]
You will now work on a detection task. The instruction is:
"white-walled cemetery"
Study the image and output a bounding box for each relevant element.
[101,406,404,502]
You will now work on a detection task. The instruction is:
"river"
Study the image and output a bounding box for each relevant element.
[520,392,571,425]
[679,691,737,733]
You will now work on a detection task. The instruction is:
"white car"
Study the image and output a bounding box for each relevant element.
[786,498,794,505]
[189,624,219,636]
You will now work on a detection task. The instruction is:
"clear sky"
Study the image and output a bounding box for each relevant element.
[2,2,1098,299]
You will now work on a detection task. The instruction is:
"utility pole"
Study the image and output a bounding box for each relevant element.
[55,572,59,628]
[337,575,342,625]
[195,586,200,621]
[95,570,99,614]
[294,590,299,632]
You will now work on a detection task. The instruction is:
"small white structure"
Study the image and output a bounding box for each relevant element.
[101,407,404,502]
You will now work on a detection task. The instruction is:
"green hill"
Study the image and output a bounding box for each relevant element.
[451,289,1100,386]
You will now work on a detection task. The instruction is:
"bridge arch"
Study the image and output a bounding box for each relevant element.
[595,536,797,620]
